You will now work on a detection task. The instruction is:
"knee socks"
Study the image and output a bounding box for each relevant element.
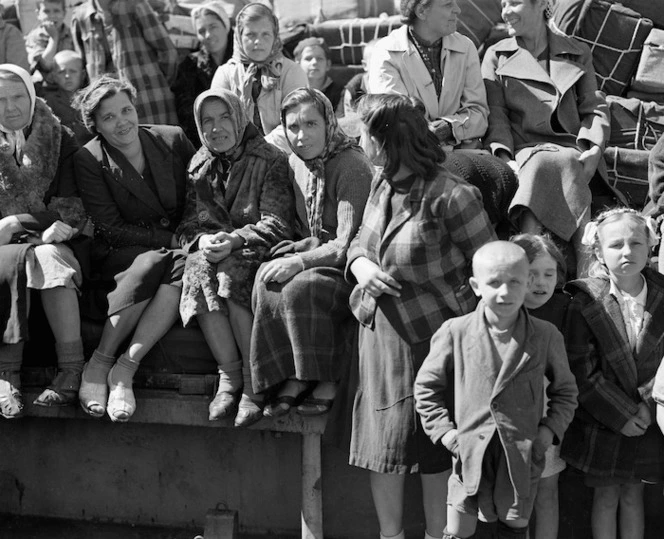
[380,531,405,539]
[0,343,24,374]
[55,339,84,373]
[109,353,140,387]
[84,349,116,384]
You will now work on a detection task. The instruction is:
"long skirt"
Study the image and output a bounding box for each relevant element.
[250,266,355,394]
[349,302,452,474]
[511,144,591,241]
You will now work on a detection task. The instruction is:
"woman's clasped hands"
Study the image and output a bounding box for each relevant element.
[350,257,401,298]
[199,231,243,263]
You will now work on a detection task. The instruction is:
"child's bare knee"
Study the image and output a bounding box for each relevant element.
[593,485,621,509]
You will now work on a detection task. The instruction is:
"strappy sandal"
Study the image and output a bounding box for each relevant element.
[0,371,23,419]
[33,371,81,407]
[263,380,313,418]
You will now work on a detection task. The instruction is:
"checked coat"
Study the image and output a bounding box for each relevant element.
[72,0,178,125]
[561,268,664,481]
[346,167,495,345]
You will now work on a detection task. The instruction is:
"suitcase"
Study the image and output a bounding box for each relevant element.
[604,146,651,208]
[551,0,653,96]
[606,95,664,151]
[631,28,664,94]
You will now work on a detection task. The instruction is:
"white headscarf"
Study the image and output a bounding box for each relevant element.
[0,64,36,159]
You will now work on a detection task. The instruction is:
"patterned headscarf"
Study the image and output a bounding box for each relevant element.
[194,87,249,158]
[0,64,36,160]
[190,0,231,33]
[231,3,284,110]
[281,88,360,240]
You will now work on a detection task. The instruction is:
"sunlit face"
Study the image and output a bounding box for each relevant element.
[94,91,139,149]
[524,253,558,309]
[596,218,650,282]
[299,46,330,86]
[241,17,275,63]
[285,102,326,161]
[501,0,546,38]
[471,256,530,322]
[38,1,66,25]
[195,13,229,57]
[0,79,31,131]
[200,98,236,154]
[53,58,84,92]
[418,0,461,39]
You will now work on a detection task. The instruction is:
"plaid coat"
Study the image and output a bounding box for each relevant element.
[561,269,664,480]
[346,167,496,345]
[71,0,178,125]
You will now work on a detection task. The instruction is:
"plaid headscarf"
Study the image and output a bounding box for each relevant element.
[281,88,360,240]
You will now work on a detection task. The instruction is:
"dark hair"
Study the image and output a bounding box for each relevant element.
[72,75,137,134]
[293,37,330,62]
[357,93,444,180]
[510,233,567,286]
[281,87,327,125]
[37,0,66,10]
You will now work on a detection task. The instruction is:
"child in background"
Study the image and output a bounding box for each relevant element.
[0,4,29,71]
[293,37,343,112]
[511,234,569,539]
[25,0,74,83]
[342,39,377,115]
[415,241,578,539]
[39,50,91,145]
[562,208,664,539]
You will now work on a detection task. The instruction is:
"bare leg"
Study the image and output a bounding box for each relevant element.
[96,299,150,357]
[591,485,620,539]
[421,470,450,538]
[618,483,644,539]
[534,474,560,539]
[107,284,181,422]
[446,506,477,538]
[40,287,80,343]
[370,471,405,538]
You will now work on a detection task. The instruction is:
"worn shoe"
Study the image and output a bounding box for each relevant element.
[0,371,23,419]
[106,363,136,423]
[234,393,263,428]
[209,388,240,421]
[34,371,81,407]
[79,354,115,418]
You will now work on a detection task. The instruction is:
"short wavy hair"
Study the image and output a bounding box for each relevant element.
[72,75,137,135]
[357,93,445,180]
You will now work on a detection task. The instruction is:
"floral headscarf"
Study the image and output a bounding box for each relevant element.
[0,64,36,160]
[281,88,360,240]
[231,3,284,110]
[194,87,249,158]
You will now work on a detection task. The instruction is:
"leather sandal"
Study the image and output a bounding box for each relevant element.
[0,371,23,419]
[263,380,312,418]
[34,371,81,407]
[296,396,334,416]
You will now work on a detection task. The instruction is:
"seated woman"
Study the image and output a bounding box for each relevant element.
[172,0,233,146]
[0,64,87,418]
[482,0,609,275]
[369,0,515,226]
[210,3,307,143]
[177,88,293,428]
[348,93,496,539]
[73,76,196,422]
[250,88,372,417]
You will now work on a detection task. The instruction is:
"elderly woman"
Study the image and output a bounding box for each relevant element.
[210,2,307,140]
[177,88,293,428]
[482,0,610,275]
[172,1,234,145]
[369,0,516,227]
[250,88,372,417]
[0,64,87,418]
[73,76,196,422]
[348,94,496,539]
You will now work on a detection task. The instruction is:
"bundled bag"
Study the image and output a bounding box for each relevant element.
[619,0,664,29]
[606,96,664,151]
[455,0,503,48]
[604,146,650,208]
[631,29,664,94]
[551,0,653,96]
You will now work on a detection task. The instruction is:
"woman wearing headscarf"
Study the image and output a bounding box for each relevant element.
[0,64,87,418]
[250,88,373,417]
[172,0,234,145]
[177,87,293,428]
[210,2,307,139]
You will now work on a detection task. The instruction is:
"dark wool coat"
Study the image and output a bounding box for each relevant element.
[561,269,664,481]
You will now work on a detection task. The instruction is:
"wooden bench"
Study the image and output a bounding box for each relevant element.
[19,383,328,539]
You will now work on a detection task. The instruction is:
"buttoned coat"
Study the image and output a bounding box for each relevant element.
[74,125,195,266]
[561,270,664,480]
[71,0,178,125]
[369,26,488,144]
[481,27,609,155]
[346,168,495,345]
[415,304,578,498]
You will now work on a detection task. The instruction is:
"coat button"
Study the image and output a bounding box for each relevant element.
[199,210,209,222]
[491,402,498,410]
[160,217,170,228]
[479,434,485,440]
